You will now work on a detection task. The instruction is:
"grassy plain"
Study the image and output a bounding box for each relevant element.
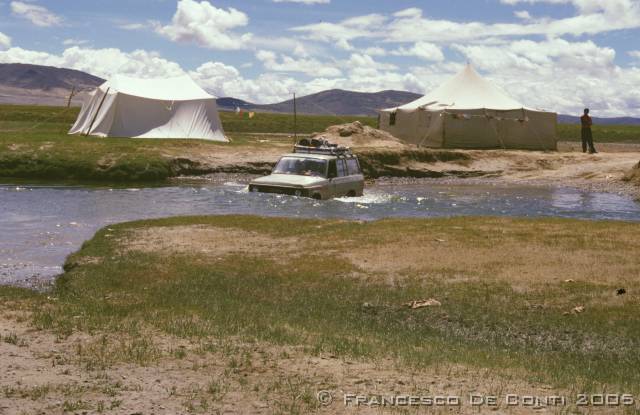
[0,104,373,181]
[1,215,639,412]
[1,104,640,182]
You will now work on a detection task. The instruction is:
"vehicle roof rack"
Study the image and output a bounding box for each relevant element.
[294,137,353,156]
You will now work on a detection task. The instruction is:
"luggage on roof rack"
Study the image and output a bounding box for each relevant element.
[294,137,353,156]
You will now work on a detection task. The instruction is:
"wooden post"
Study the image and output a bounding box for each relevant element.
[85,87,110,136]
[67,86,76,108]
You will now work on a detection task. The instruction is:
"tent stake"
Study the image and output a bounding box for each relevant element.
[85,87,110,136]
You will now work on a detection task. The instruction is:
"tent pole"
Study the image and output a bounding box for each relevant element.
[85,87,110,137]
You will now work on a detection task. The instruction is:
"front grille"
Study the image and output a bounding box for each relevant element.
[252,185,305,196]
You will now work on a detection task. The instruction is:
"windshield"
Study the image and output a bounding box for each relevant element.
[273,157,327,177]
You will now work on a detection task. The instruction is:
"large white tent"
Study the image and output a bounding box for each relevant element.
[379,64,557,150]
[69,75,227,141]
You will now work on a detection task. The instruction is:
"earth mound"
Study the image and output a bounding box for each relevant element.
[311,121,408,149]
[623,160,640,185]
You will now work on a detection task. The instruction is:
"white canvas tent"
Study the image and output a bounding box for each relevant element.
[69,75,227,141]
[379,64,557,150]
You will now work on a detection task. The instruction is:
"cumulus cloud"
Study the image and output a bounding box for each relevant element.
[391,42,444,62]
[62,39,89,47]
[0,46,184,79]
[154,0,252,50]
[256,50,342,77]
[514,10,532,20]
[190,59,422,104]
[449,38,640,116]
[293,2,640,44]
[290,13,385,44]
[0,32,11,50]
[10,1,63,27]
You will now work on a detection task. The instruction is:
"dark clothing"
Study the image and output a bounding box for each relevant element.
[581,127,595,153]
[580,114,596,153]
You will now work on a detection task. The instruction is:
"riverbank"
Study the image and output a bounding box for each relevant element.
[2,104,640,195]
[1,215,639,413]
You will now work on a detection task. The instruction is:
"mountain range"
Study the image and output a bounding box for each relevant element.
[0,63,104,106]
[1,63,639,124]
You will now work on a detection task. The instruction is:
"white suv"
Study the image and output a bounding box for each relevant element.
[249,142,364,200]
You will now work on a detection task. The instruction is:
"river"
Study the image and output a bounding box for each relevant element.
[2,179,639,287]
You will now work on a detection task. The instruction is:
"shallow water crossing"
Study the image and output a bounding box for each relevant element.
[2,180,639,286]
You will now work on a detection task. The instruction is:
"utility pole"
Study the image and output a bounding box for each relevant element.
[293,92,297,144]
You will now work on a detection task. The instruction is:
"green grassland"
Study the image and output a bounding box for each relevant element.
[557,123,640,143]
[0,104,374,182]
[2,215,639,396]
[1,103,639,183]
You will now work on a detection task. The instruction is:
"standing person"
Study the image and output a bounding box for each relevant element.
[580,108,597,154]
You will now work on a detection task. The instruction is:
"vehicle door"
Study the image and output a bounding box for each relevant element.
[331,158,351,196]
[346,157,365,196]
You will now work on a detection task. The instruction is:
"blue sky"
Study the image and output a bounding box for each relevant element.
[1,0,640,116]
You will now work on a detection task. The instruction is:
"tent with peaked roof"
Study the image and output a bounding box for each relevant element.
[69,75,227,141]
[379,64,557,150]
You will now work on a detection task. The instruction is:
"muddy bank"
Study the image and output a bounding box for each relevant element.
[165,143,640,196]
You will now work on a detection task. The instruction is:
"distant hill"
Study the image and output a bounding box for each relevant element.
[2,63,640,124]
[216,97,254,110]
[217,89,422,116]
[0,63,104,106]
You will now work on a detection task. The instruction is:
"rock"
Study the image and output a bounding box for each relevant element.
[616,288,626,295]
[405,298,442,309]
[572,305,585,314]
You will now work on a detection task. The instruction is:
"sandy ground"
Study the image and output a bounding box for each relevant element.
[0,305,615,415]
[160,122,640,197]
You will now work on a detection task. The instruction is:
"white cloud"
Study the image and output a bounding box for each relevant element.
[363,46,387,56]
[391,42,444,62]
[0,46,184,80]
[10,1,63,27]
[251,36,313,57]
[629,50,640,59]
[293,2,640,44]
[0,32,11,50]
[290,13,385,44]
[118,22,148,31]
[449,38,640,116]
[256,50,342,77]
[154,0,252,50]
[62,39,89,47]
[272,0,329,4]
[514,10,532,20]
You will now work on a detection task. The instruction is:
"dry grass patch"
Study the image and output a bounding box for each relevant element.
[121,225,302,260]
